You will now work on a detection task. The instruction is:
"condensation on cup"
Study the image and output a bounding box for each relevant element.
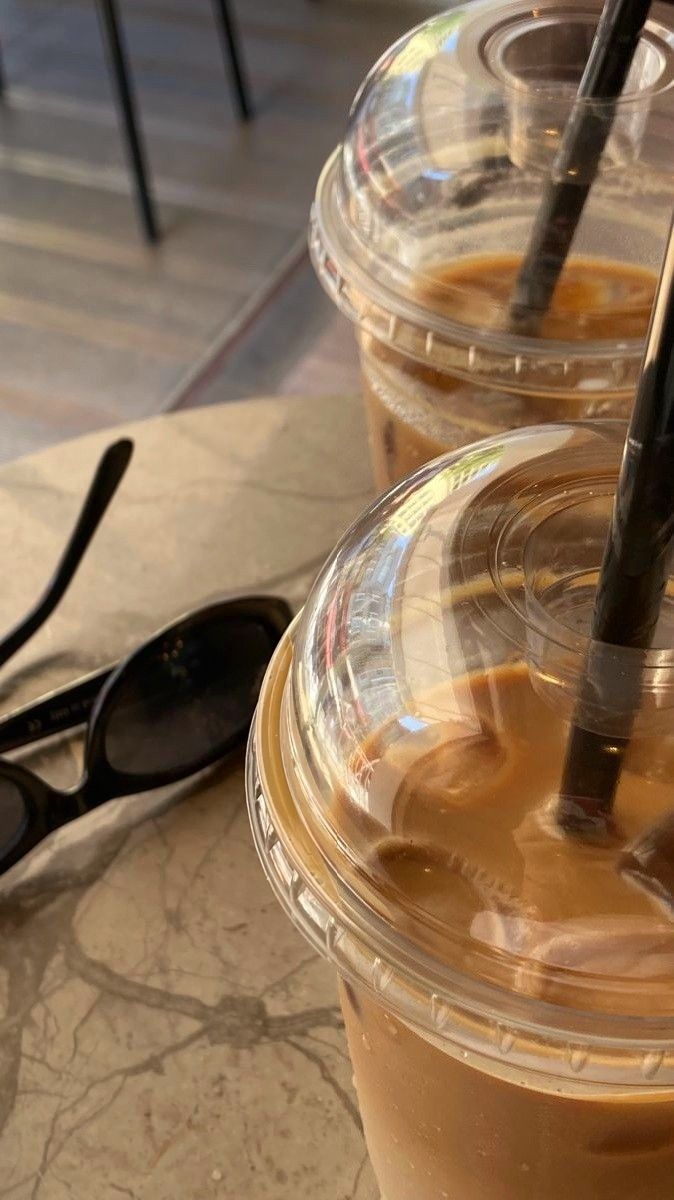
[310,0,674,489]
[246,421,674,1200]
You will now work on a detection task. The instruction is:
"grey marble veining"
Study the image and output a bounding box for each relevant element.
[0,397,379,1199]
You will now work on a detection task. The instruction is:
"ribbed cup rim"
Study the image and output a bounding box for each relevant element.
[310,154,649,395]
[246,630,674,1089]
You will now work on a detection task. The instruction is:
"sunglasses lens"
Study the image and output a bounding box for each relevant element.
[103,614,277,777]
[0,778,28,860]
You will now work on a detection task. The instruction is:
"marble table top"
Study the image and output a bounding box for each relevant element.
[0,396,379,1200]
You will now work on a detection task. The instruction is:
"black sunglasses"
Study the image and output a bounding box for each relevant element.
[0,439,291,876]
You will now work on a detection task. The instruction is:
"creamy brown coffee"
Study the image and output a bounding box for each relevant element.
[341,979,674,1200]
[336,663,674,1200]
[362,255,657,488]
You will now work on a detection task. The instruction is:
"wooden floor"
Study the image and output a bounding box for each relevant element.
[0,0,429,462]
[176,253,364,411]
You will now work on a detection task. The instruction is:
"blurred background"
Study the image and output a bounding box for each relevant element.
[0,0,436,462]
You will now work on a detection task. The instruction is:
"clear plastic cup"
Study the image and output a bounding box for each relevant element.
[310,0,674,489]
[247,421,674,1200]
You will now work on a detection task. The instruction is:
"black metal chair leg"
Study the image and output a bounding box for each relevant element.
[95,0,159,243]
[0,38,6,98]
[211,0,253,122]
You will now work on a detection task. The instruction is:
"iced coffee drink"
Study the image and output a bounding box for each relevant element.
[310,1,674,488]
[247,421,674,1200]
[361,255,656,486]
[339,662,674,1200]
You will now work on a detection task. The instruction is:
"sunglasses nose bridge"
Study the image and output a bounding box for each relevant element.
[47,780,85,829]
[71,761,110,812]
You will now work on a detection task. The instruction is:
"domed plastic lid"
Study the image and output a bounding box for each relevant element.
[311,0,674,353]
[280,423,674,1029]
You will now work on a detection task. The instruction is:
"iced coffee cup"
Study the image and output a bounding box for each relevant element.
[310,0,674,489]
[247,421,674,1200]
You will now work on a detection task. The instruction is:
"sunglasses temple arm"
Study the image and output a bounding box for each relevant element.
[0,665,114,753]
[0,439,133,672]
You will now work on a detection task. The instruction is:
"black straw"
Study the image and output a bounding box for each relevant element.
[557,211,674,833]
[509,0,651,335]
